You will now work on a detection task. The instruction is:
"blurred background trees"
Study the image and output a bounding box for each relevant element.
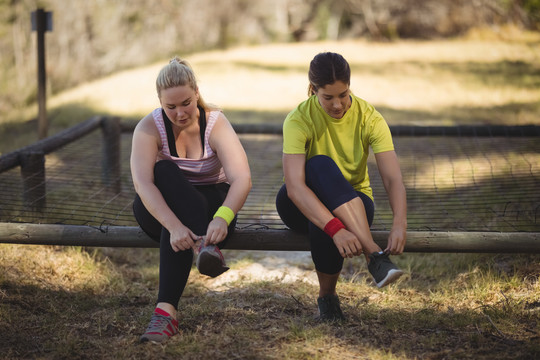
[1,0,539,120]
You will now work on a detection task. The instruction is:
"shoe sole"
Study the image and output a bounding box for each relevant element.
[197,251,229,278]
[140,336,166,344]
[140,334,173,344]
[375,269,404,288]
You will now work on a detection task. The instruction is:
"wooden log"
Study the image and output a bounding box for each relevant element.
[0,222,538,253]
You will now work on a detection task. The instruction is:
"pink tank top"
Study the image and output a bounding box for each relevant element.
[152,108,228,185]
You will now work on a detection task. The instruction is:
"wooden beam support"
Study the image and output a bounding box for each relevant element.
[0,222,538,253]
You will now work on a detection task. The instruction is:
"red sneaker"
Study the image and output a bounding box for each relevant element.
[139,308,179,343]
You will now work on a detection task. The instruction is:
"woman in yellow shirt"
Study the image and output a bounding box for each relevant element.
[276,52,407,321]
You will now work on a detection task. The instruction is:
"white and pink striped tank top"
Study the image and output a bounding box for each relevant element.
[152,108,228,185]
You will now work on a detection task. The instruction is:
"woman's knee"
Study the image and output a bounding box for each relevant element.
[304,155,357,211]
[154,160,179,178]
[275,184,309,233]
[305,155,339,179]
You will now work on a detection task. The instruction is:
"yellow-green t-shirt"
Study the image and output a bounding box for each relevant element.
[282,94,394,200]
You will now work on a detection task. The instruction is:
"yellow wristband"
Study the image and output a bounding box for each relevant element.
[213,206,235,225]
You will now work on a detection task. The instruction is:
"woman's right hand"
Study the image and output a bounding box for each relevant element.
[332,228,363,258]
[169,225,199,252]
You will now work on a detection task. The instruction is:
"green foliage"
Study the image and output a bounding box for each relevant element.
[523,0,540,27]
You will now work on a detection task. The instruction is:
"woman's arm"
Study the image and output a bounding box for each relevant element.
[130,115,198,251]
[282,154,334,229]
[206,113,252,244]
[375,150,407,254]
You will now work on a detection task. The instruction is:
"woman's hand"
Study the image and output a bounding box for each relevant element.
[385,226,406,255]
[204,217,229,245]
[169,225,199,252]
[332,228,363,258]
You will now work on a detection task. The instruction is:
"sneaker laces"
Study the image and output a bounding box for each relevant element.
[145,310,177,334]
[146,314,170,331]
[369,251,387,268]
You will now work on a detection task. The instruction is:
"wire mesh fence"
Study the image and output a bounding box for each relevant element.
[1,124,538,234]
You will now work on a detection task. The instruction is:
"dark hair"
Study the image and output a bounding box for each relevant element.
[308,52,351,96]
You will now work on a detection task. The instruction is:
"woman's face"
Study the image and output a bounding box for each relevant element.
[315,81,351,119]
[159,85,199,128]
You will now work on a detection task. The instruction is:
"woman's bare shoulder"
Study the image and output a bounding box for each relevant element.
[134,112,159,134]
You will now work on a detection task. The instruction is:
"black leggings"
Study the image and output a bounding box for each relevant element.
[133,160,235,309]
[275,155,374,275]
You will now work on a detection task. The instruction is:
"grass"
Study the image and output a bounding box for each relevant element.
[0,245,538,359]
[1,34,540,359]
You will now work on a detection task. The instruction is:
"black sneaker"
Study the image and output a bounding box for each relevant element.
[368,251,404,288]
[317,294,345,322]
[196,245,230,278]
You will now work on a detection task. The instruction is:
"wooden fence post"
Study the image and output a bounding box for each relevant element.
[101,116,121,193]
[20,150,46,212]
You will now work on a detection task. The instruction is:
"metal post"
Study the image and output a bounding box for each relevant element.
[32,9,53,140]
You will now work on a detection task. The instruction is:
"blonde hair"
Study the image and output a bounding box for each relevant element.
[156,56,217,111]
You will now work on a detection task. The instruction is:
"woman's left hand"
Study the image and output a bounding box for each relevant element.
[385,226,406,255]
[205,217,228,245]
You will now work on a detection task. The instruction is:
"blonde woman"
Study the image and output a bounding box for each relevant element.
[131,57,251,343]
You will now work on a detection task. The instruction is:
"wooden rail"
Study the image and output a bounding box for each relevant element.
[0,222,538,253]
[0,116,121,208]
[0,116,104,173]
[120,122,540,137]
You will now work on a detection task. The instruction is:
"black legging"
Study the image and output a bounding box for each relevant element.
[275,155,374,275]
[133,160,235,309]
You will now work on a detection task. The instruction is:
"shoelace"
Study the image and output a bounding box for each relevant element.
[214,246,225,262]
[370,251,390,266]
[146,314,173,332]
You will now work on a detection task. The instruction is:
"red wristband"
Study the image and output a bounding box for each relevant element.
[323,218,345,238]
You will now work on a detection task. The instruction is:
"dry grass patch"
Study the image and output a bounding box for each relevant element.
[1,244,538,359]
[47,36,540,123]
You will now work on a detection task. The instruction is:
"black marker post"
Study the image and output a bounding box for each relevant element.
[31,8,53,139]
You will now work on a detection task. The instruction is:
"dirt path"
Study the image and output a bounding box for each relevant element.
[195,250,318,291]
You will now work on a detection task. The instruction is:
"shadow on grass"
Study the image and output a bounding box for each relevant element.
[2,272,537,359]
[0,103,122,155]
[202,59,540,91]
[376,101,540,126]
[0,280,152,359]
[350,60,540,89]
[227,102,540,127]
